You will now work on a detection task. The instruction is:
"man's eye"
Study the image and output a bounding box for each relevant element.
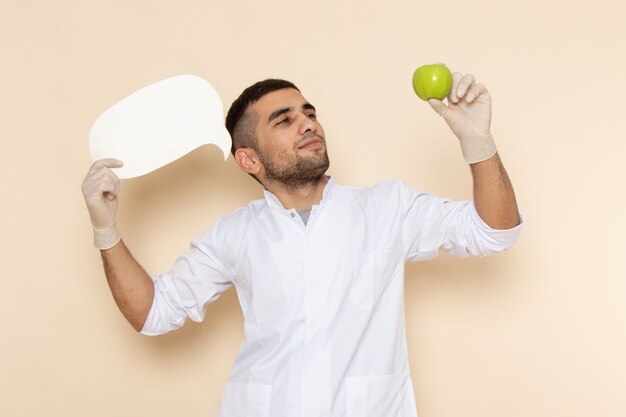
[308,113,317,120]
[276,117,289,126]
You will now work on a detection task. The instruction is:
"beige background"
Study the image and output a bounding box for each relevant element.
[1,0,625,416]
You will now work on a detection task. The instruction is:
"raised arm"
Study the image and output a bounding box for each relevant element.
[470,153,520,229]
[81,159,154,331]
[428,70,521,229]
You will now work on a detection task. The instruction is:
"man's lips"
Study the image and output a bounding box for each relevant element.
[298,138,323,149]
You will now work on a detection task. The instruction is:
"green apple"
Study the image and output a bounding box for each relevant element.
[412,63,453,101]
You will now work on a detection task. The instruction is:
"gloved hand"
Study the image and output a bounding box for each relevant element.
[81,159,123,249]
[428,71,497,163]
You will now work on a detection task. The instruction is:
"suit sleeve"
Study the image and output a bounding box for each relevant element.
[399,181,523,262]
[140,224,234,336]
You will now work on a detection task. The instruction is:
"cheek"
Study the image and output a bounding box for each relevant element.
[314,121,325,136]
[260,133,294,156]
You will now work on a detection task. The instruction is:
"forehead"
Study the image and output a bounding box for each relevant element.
[251,88,308,116]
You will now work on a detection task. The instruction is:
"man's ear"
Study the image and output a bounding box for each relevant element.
[235,148,262,176]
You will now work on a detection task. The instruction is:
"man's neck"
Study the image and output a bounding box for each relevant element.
[264,175,330,210]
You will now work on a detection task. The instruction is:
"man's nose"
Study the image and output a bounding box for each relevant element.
[297,113,315,135]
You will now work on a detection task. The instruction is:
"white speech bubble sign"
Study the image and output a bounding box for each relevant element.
[89,74,231,179]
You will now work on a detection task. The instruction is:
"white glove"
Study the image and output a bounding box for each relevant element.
[428,71,497,164]
[81,159,123,250]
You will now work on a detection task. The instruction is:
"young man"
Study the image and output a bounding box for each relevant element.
[82,73,522,417]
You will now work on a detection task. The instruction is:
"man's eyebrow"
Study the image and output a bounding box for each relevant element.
[268,107,292,124]
[267,103,317,124]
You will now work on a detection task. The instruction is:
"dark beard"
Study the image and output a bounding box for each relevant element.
[258,147,330,189]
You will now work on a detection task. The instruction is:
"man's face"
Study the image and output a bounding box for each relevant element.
[251,88,329,188]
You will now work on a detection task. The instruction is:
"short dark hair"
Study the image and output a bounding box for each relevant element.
[225,79,299,155]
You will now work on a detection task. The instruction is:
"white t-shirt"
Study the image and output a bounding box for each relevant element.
[141,177,523,417]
